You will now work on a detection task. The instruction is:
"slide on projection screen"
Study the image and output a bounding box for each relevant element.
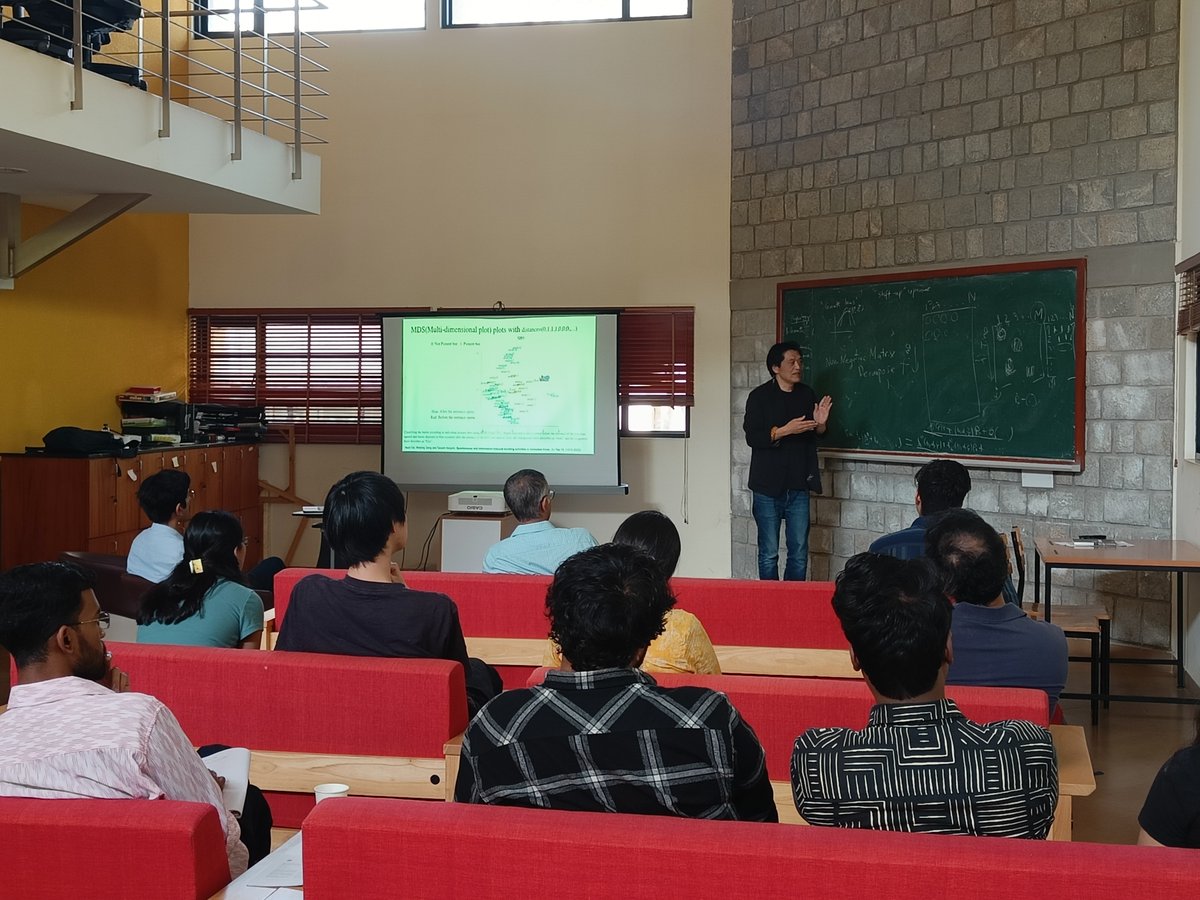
[381,311,622,492]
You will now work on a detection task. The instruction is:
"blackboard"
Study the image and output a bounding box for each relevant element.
[778,260,1086,470]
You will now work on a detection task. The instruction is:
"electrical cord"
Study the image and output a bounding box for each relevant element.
[417,512,450,571]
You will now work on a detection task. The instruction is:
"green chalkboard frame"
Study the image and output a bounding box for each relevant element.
[776,259,1087,472]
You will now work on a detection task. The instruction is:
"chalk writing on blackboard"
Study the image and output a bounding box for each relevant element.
[778,262,1085,468]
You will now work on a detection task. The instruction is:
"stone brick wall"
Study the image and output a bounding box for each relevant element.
[728,0,1180,646]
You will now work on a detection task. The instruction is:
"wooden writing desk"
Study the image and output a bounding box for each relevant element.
[1033,537,1200,704]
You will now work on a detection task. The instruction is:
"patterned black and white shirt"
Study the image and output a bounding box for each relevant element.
[791,699,1058,839]
[454,668,778,822]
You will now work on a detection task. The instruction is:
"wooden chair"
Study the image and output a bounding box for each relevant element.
[1031,603,1111,725]
[1010,526,1026,604]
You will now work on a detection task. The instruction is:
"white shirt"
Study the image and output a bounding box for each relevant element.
[0,676,247,876]
[127,522,184,583]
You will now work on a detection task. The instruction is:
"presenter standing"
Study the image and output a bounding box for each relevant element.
[742,342,832,581]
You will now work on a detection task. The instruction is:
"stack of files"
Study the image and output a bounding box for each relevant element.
[118,385,178,403]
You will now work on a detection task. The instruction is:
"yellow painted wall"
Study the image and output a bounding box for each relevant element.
[0,204,189,452]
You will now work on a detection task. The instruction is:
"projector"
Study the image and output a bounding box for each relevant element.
[448,490,508,514]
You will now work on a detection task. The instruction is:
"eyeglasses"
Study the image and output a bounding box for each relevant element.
[542,490,555,502]
[69,611,110,637]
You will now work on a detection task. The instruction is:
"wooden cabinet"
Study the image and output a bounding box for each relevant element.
[0,445,263,569]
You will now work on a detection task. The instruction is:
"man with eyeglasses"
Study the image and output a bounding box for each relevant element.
[0,562,251,877]
[483,469,597,575]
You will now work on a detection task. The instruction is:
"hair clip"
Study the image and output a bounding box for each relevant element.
[189,559,204,575]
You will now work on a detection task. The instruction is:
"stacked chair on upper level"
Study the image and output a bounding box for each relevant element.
[1,0,147,88]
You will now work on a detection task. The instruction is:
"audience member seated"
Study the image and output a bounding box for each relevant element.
[0,561,262,876]
[276,471,501,715]
[483,469,597,575]
[127,469,284,592]
[544,510,720,675]
[136,511,265,650]
[127,469,191,583]
[925,510,1068,714]
[456,543,777,822]
[791,553,1058,839]
[1137,713,1200,848]
[869,459,1017,604]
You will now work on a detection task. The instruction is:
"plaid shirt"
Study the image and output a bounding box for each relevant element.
[454,668,777,822]
[792,698,1059,839]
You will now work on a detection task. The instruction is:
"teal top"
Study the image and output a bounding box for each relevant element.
[137,578,264,649]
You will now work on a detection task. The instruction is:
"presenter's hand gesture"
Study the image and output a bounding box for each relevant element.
[781,415,816,436]
[389,562,407,586]
[814,395,833,426]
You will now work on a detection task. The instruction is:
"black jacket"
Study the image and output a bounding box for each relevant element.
[742,379,822,496]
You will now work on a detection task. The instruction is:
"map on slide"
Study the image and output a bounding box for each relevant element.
[402,316,596,455]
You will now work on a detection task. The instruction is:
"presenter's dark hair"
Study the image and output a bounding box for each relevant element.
[322,471,406,567]
[914,459,971,514]
[546,543,675,671]
[504,469,549,522]
[137,469,192,524]
[0,561,95,667]
[765,341,802,378]
[924,509,1008,606]
[139,511,246,626]
[832,553,950,700]
[612,510,681,580]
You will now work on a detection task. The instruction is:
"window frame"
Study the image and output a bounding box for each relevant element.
[442,0,691,29]
[188,308,415,445]
[618,404,690,438]
[196,0,426,38]
[617,306,694,438]
[189,305,694,444]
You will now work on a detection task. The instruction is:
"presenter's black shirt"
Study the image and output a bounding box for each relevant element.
[742,379,821,497]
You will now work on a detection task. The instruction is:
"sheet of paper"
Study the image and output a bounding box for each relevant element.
[216,887,278,900]
[244,835,304,888]
[202,746,251,816]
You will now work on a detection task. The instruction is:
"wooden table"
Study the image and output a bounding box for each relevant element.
[1033,537,1200,704]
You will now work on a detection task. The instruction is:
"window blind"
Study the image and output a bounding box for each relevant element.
[188,309,393,444]
[618,307,695,407]
[1177,252,1200,335]
[190,306,696,444]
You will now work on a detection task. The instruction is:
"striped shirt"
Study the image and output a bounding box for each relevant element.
[0,676,248,875]
[455,668,777,822]
[791,698,1058,839]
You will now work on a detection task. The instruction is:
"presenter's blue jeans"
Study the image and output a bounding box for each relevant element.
[752,489,810,581]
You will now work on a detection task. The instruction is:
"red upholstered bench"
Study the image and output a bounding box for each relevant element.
[272,569,850,686]
[301,798,1200,900]
[0,798,230,899]
[102,642,468,827]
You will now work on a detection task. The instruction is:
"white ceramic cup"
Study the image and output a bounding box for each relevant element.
[314,782,350,803]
